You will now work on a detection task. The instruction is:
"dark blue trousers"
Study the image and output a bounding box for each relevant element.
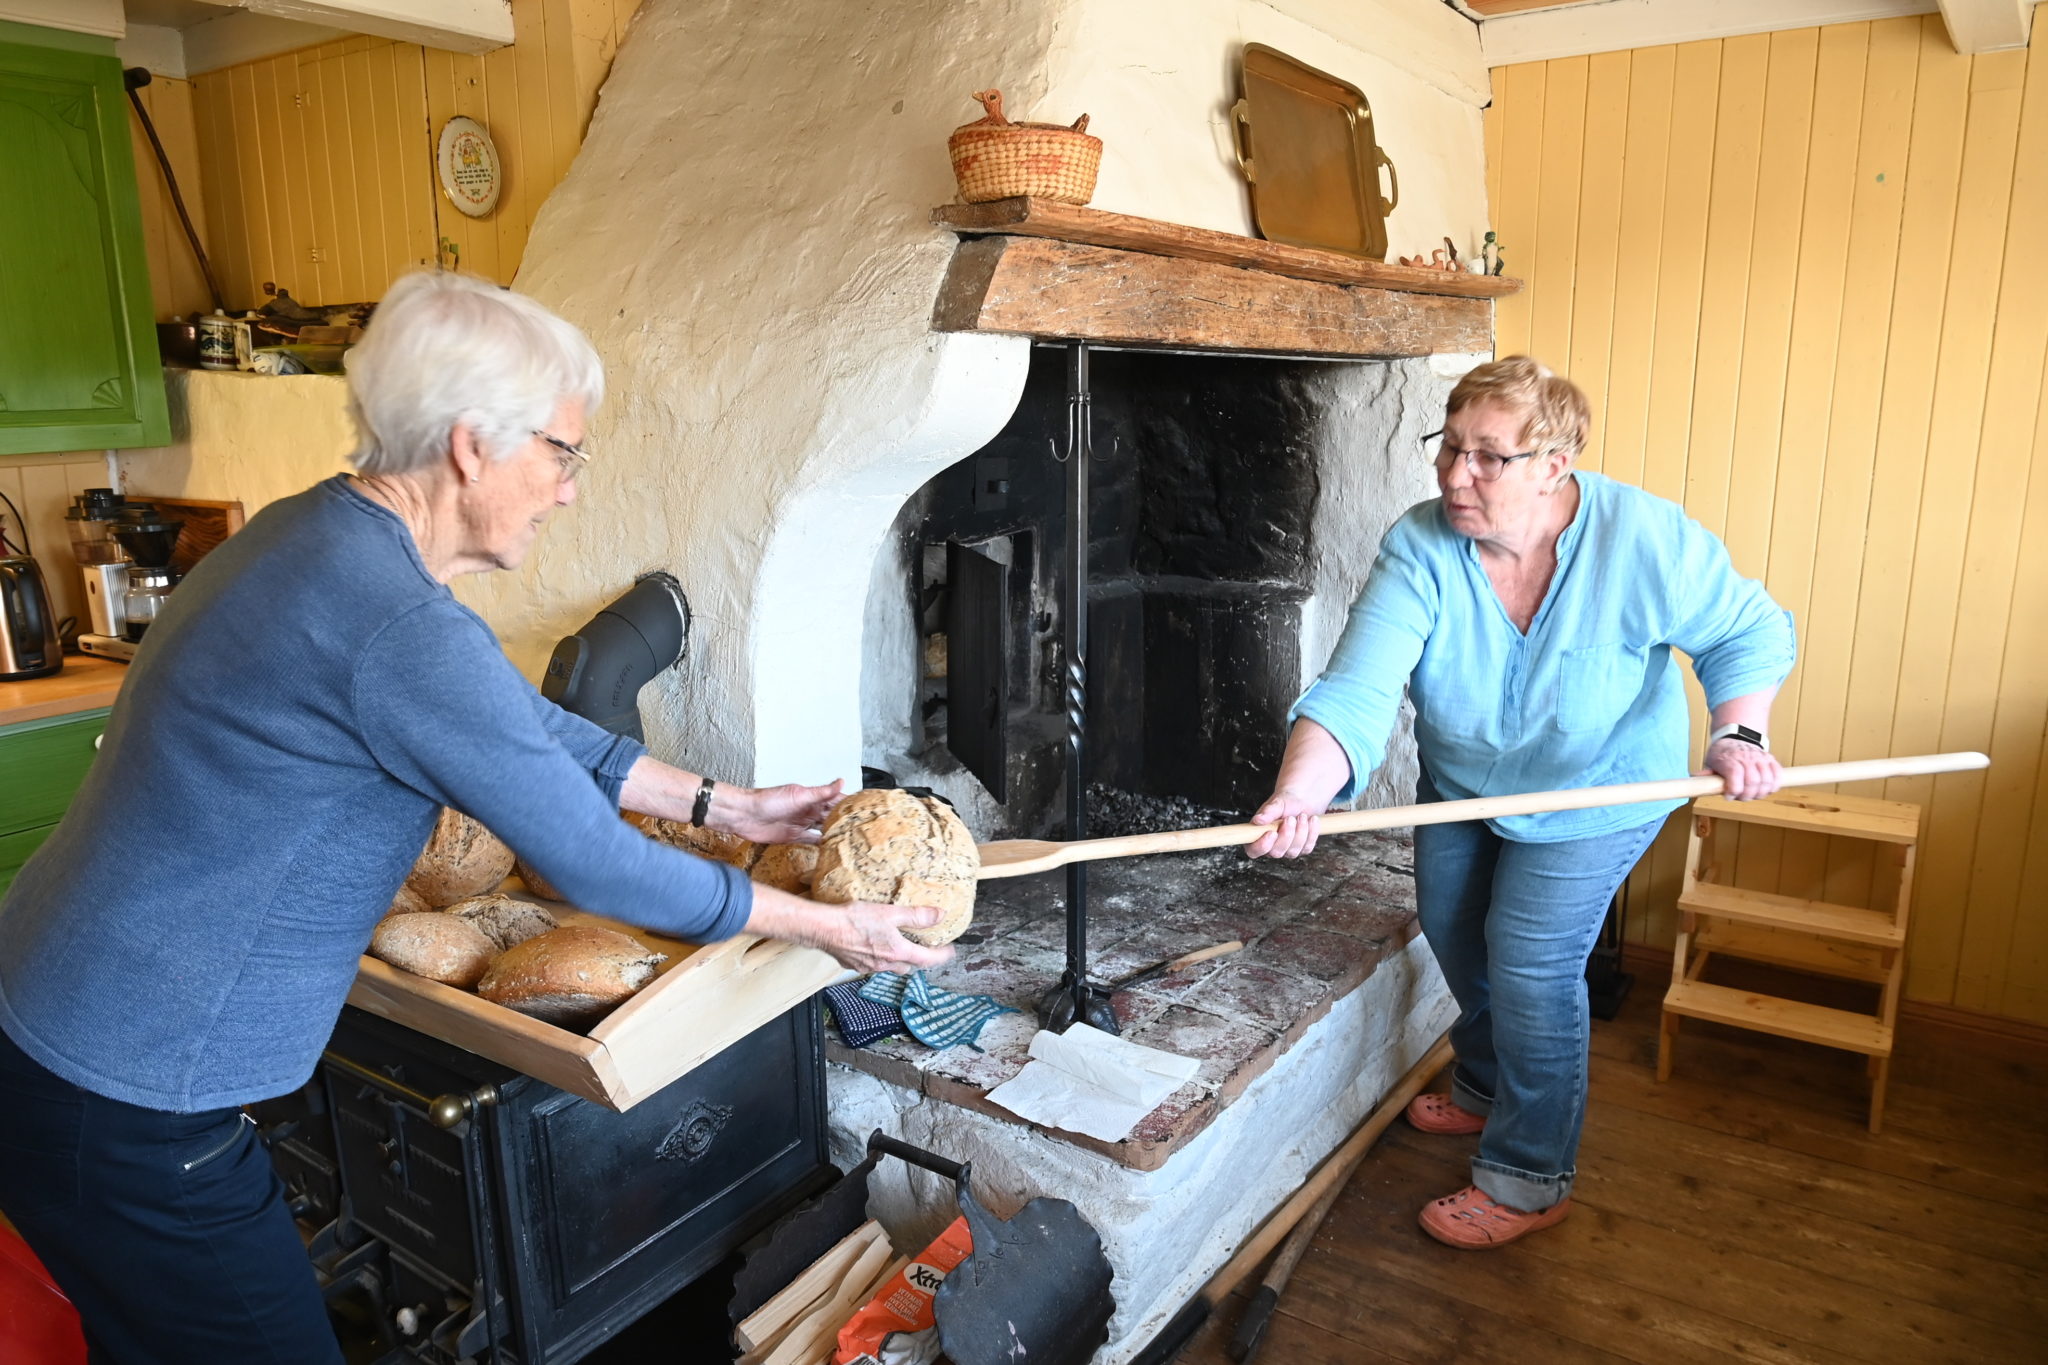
[0,1026,343,1365]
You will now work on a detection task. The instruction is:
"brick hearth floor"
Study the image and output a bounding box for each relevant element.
[826,831,1423,1170]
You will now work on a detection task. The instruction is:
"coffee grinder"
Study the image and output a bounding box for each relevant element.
[67,489,131,645]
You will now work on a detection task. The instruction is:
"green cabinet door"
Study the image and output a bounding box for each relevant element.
[0,20,168,453]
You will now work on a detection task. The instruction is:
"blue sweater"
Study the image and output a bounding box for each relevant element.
[1293,473,1796,841]
[0,477,753,1111]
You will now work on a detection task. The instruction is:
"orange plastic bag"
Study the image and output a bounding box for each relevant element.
[832,1215,974,1365]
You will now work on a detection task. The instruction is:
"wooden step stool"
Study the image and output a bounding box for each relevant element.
[1658,787,1921,1133]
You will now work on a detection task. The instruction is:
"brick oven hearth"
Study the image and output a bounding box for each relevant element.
[830,830,1425,1172]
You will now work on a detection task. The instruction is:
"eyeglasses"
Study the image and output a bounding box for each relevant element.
[1422,430,1540,482]
[533,429,589,483]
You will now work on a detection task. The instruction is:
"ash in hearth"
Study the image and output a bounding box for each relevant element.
[1085,784,1242,839]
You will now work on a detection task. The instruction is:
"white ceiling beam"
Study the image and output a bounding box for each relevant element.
[180,9,345,74]
[1480,0,1940,66]
[116,23,188,78]
[191,0,512,54]
[1935,0,2035,51]
[0,0,124,39]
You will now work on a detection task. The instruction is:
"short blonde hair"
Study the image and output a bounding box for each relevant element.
[1445,355,1590,458]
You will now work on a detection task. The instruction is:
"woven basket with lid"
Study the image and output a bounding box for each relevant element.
[947,89,1101,205]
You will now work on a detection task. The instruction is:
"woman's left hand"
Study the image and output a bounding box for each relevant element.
[1701,739,1782,801]
[715,779,845,844]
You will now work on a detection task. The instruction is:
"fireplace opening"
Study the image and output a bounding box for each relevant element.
[865,345,1335,838]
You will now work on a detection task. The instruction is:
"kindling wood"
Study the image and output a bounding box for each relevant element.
[933,235,1494,358]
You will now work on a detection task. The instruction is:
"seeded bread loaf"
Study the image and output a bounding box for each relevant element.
[513,855,565,902]
[630,813,760,870]
[750,843,819,895]
[406,808,516,906]
[810,789,978,946]
[476,925,668,1026]
[384,883,433,919]
[369,912,496,988]
[445,894,559,952]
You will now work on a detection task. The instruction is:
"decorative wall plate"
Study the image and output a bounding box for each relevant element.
[437,115,502,219]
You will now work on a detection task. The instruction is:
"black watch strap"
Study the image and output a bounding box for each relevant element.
[690,777,716,828]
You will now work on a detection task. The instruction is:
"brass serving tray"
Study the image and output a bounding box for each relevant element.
[1232,43,1398,261]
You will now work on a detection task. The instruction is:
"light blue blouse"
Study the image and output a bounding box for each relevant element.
[1292,472,1795,842]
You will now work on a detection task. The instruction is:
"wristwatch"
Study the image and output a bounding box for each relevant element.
[1707,723,1769,753]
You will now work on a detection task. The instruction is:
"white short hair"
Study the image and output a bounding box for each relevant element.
[345,271,604,477]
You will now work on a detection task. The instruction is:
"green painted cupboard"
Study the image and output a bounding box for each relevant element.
[0,708,109,898]
[0,20,169,454]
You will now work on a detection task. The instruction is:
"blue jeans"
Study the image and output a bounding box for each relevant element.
[0,1025,343,1365]
[1413,787,1660,1212]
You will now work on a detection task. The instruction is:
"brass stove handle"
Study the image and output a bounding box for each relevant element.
[321,1049,499,1129]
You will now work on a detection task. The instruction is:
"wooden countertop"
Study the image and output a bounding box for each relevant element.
[0,654,126,728]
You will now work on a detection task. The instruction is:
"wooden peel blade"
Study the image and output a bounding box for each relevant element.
[972,751,1989,880]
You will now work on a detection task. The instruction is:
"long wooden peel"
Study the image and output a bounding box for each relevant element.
[974,752,1989,880]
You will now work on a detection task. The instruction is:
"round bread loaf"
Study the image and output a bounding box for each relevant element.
[384,883,433,919]
[810,789,978,946]
[513,855,565,902]
[446,893,558,952]
[369,912,496,988]
[631,813,759,870]
[477,925,668,1026]
[750,843,819,895]
[406,808,515,906]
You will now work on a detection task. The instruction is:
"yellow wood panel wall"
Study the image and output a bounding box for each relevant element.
[182,0,642,312]
[1486,15,2048,1022]
[0,454,118,634]
[128,76,215,321]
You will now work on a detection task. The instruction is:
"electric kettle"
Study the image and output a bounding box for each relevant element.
[1,554,62,680]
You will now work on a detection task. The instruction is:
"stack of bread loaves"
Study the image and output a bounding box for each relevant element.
[368,808,669,1029]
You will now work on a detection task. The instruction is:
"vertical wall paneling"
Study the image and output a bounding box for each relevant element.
[172,0,638,315]
[1487,17,2048,1021]
[128,77,212,320]
[1947,40,2048,1014]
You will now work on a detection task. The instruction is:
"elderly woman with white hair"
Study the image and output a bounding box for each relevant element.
[0,272,947,1363]
[1249,355,1795,1250]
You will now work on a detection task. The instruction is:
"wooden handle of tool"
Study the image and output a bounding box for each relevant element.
[1226,1178,1344,1362]
[1112,940,1244,991]
[1044,752,1985,868]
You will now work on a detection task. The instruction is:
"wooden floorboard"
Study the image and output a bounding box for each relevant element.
[1177,980,2048,1365]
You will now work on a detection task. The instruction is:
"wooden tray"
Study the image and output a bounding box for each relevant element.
[1233,43,1397,261]
[346,902,849,1112]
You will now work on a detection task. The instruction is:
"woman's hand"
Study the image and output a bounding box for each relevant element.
[1248,787,1324,859]
[817,903,955,975]
[1701,738,1782,801]
[744,885,952,975]
[714,779,845,844]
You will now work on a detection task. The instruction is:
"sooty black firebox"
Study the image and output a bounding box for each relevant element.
[251,1002,831,1363]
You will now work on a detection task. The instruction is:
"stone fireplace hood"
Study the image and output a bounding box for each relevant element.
[493,0,1502,793]
[932,198,1517,360]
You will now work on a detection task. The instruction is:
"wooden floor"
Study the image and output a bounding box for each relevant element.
[1179,971,2048,1365]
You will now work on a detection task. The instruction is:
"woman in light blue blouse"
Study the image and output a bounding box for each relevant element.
[1249,356,1794,1249]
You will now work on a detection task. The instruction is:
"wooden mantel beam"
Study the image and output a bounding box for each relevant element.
[934,236,1494,360]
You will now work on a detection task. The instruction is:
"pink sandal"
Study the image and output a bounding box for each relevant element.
[1405,1092,1486,1135]
[1418,1184,1572,1249]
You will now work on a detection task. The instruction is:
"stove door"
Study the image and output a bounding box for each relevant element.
[494,1000,829,1361]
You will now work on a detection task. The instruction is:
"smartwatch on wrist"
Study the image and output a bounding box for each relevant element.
[690,776,716,827]
[1707,723,1769,753]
